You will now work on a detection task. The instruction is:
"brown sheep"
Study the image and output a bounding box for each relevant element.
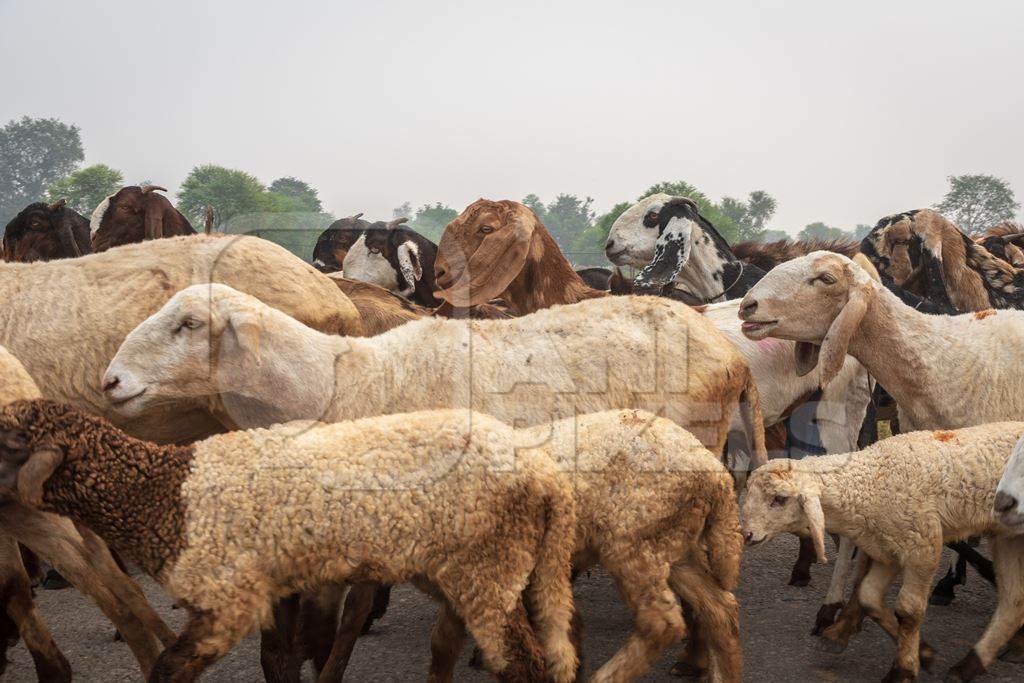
[434,199,607,315]
[90,185,195,253]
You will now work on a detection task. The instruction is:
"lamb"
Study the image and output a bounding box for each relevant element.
[104,283,766,465]
[3,199,91,262]
[328,410,744,683]
[0,399,579,683]
[90,185,196,252]
[741,423,1024,682]
[0,346,177,679]
[433,199,607,314]
[0,234,364,443]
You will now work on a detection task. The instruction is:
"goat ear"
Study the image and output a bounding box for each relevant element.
[633,218,692,294]
[17,449,64,507]
[396,241,423,283]
[793,342,820,376]
[817,278,874,388]
[227,309,262,364]
[143,194,166,240]
[799,493,828,564]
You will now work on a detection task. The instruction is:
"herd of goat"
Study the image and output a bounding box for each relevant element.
[1,186,1024,682]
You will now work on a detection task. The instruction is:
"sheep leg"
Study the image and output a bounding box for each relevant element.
[789,537,816,587]
[813,536,857,635]
[149,609,241,683]
[886,565,936,680]
[363,583,392,633]
[819,553,872,651]
[427,600,467,683]
[260,594,303,683]
[301,585,345,673]
[949,534,1024,681]
[998,626,1024,662]
[0,535,71,682]
[670,601,708,678]
[459,596,547,683]
[590,558,685,682]
[76,524,177,647]
[668,564,742,683]
[315,583,376,683]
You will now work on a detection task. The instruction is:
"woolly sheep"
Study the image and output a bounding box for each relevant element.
[994,435,1024,529]
[0,234,363,443]
[741,423,1024,682]
[104,283,767,464]
[0,400,579,683]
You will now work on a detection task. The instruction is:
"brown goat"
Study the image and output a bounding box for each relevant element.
[326,274,430,335]
[434,199,606,315]
[3,200,91,262]
[90,185,195,253]
[731,238,859,273]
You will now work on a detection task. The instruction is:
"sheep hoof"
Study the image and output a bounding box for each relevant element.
[946,650,985,682]
[815,637,847,654]
[468,647,484,670]
[811,603,843,636]
[881,664,915,683]
[919,643,936,672]
[669,661,705,678]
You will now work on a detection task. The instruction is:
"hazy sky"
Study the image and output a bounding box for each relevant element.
[3,0,1022,233]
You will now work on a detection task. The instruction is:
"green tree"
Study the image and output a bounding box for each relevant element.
[45,163,124,215]
[409,202,459,242]
[543,194,594,252]
[177,165,269,227]
[392,201,413,220]
[934,174,1020,234]
[761,229,789,242]
[522,194,547,222]
[639,180,740,243]
[747,191,777,231]
[268,176,322,213]
[0,116,84,224]
[573,201,631,265]
[851,223,873,240]
[798,221,847,241]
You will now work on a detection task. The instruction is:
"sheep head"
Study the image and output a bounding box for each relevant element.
[995,434,1024,529]
[434,199,537,307]
[739,252,876,388]
[741,462,827,564]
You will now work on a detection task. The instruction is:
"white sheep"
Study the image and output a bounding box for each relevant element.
[0,234,364,444]
[103,283,767,464]
[994,435,1024,530]
[741,423,1024,682]
[0,400,579,683]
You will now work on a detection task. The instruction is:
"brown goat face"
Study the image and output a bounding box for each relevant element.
[434,199,536,307]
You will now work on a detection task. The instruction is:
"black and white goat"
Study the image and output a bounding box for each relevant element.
[311,213,372,273]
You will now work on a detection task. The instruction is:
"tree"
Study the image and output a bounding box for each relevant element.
[392,201,413,220]
[573,201,631,265]
[761,229,789,242]
[543,194,595,252]
[45,163,124,215]
[747,191,777,231]
[522,194,547,222]
[934,174,1020,234]
[639,180,741,243]
[268,176,322,213]
[798,221,847,242]
[177,165,269,227]
[851,223,873,240]
[0,116,84,224]
[409,202,459,242]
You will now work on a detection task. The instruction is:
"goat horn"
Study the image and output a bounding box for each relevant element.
[388,217,409,228]
[48,198,67,212]
[348,212,364,220]
[140,185,168,194]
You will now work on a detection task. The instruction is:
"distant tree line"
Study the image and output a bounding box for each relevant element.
[2,115,1020,265]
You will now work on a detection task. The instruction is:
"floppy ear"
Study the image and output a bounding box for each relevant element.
[793,342,820,377]
[143,194,167,240]
[817,277,874,387]
[17,449,64,507]
[633,217,693,294]
[799,492,828,564]
[226,309,262,364]
[396,241,423,290]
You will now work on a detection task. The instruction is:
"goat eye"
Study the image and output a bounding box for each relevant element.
[819,274,837,285]
[368,247,381,255]
[479,225,495,235]
[770,495,788,508]
[175,318,202,333]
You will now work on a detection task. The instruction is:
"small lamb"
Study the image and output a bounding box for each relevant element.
[0,400,578,683]
[741,423,1024,683]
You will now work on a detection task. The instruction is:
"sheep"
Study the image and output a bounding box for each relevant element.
[860,208,1024,312]
[0,346,177,679]
[311,212,371,272]
[90,185,196,252]
[0,233,364,443]
[325,273,430,334]
[328,410,744,683]
[995,436,1024,530]
[341,218,442,307]
[433,199,607,314]
[741,423,1024,682]
[104,283,767,466]
[0,399,579,683]
[2,199,91,262]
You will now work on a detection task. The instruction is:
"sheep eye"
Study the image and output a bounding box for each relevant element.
[479,225,495,235]
[175,318,203,333]
[770,495,788,508]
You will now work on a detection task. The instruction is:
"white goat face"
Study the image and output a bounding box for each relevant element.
[103,285,259,417]
[604,193,673,267]
[995,435,1024,529]
[343,234,400,292]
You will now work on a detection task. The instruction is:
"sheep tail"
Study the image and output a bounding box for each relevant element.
[526,483,579,683]
[702,476,743,591]
[739,370,768,469]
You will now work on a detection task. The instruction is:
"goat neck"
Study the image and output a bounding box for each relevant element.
[501,227,606,315]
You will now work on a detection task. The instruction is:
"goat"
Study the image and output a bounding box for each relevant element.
[574,267,613,290]
[311,213,370,272]
[342,218,441,307]
[3,200,91,262]
[90,185,195,253]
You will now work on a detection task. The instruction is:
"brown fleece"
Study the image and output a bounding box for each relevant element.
[0,400,192,579]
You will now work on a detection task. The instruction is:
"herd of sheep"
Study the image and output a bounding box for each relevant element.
[1,186,1024,682]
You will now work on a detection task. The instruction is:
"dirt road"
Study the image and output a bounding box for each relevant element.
[6,536,1020,681]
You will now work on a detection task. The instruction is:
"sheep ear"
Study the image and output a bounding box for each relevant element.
[227,310,262,363]
[793,342,820,376]
[799,493,828,564]
[17,449,64,507]
[818,279,874,388]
